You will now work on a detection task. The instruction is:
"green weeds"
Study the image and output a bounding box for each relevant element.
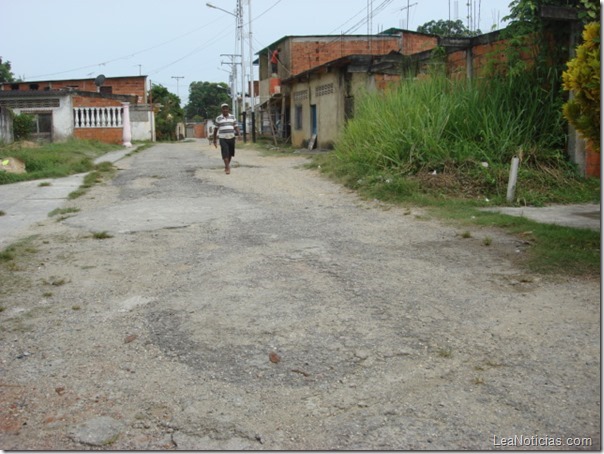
[91,231,113,239]
[0,139,122,185]
[48,207,80,217]
[313,73,600,276]
[318,73,596,206]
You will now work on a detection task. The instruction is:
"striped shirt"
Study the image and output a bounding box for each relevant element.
[215,113,237,139]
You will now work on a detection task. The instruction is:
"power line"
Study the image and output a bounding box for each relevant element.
[27,15,227,79]
[149,26,234,75]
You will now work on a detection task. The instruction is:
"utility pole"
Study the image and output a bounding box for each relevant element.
[248,0,255,141]
[367,0,373,52]
[238,0,245,118]
[171,76,184,99]
[398,2,417,29]
[207,1,244,122]
[221,54,241,119]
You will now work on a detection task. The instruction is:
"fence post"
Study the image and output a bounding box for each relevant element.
[506,156,520,203]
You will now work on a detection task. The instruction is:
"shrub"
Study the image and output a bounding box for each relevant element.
[562,21,600,152]
[13,113,35,140]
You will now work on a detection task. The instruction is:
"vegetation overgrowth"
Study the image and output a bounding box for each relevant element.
[309,72,599,276]
[313,72,599,207]
[562,21,601,152]
[0,139,123,185]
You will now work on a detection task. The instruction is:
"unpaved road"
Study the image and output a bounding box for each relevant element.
[0,140,599,450]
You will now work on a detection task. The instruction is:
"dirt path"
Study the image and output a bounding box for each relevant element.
[0,140,599,450]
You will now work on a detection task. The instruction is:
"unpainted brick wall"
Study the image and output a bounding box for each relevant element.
[194,123,206,138]
[72,96,123,108]
[288,34,436,76]
[73,128,123,144]
[446,36,535,78]
[375,73,402,90]
[402,33,438,55]
[3,77,147,102]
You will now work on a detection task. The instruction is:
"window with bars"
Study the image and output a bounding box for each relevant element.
[0,98,60,109]
[293,90,308,102]
[315,83,334,97]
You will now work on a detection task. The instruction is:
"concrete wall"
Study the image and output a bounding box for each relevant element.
[290,71,351,149]
[53,96,74,141]
[130,104,154,142]
[8,95,73,142]
[0,106,13,144]
[289,67,402,149]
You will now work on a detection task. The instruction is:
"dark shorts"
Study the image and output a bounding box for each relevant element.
[219,138,236,160]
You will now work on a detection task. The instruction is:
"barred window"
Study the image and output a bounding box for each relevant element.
[293,90,308,102]
[315,83,334,97]
[0,98,60,109]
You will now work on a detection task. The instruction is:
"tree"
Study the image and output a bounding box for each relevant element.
[184,81,231,121]
[504,0,600,30]
[417,19,479,37]
[0,57,16,83]
[150,84,184,141]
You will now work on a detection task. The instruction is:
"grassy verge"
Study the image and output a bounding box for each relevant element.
[308,73,600,277]
[68,161,117,199]
[238,137,297,157]
[310,154,600,277]
[0,139,123,184]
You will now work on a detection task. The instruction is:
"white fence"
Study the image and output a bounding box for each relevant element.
[74,106,123,128]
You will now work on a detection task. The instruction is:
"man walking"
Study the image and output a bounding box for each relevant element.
[213,103,240,174]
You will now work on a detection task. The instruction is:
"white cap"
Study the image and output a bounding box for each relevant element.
[221,103,229,108]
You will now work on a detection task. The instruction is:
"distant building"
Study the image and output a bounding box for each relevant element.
[254,30,437,148]
[0,75,155,144]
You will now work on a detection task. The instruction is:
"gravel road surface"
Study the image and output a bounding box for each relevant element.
[0,140,599,450]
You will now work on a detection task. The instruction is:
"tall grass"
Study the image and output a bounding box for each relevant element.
[0,139,122,184]
[338,73,565,170]
[320,71,594,205]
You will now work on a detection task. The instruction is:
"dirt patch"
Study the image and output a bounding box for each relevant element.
[0,141,599,450]
[0,157,26,174]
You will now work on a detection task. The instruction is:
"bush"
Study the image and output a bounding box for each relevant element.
[562,21,600,152]
[13,113,35,140]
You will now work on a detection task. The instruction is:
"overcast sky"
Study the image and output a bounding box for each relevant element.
[1,0,511,103]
